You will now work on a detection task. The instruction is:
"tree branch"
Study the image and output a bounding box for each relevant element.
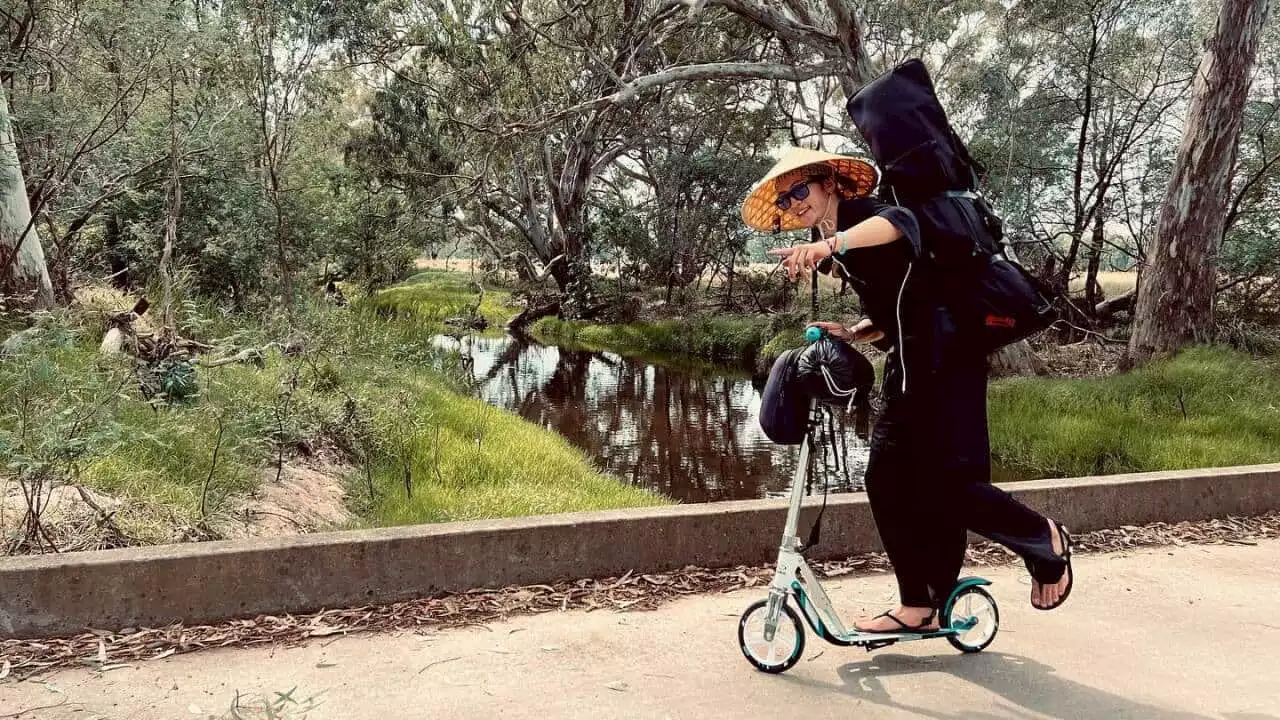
[703,1,841,51]
[507,61,839,133]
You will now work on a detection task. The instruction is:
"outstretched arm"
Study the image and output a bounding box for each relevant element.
[766,215,906,280]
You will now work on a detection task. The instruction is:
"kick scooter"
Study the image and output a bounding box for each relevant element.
[736,328,1001,673]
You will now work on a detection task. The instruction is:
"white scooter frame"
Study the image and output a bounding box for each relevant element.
[737,403,1001,674]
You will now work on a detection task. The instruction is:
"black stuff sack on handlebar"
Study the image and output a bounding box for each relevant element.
[796,336,875,410]
[759,348,809,445]
[758,338,876,445]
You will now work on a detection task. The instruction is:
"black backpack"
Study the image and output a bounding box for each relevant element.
[846,59,1057,353]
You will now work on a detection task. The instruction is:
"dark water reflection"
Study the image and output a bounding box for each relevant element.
[431,334,870,503]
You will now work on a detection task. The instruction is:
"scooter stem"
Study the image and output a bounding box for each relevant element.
[782,402,817,546]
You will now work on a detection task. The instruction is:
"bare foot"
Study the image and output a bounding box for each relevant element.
[854,605,940,633]
[1031,519,1072,609]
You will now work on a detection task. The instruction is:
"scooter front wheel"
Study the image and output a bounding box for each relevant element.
[737,598,805,673]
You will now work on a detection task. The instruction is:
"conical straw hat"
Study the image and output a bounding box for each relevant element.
[740,147,879,232]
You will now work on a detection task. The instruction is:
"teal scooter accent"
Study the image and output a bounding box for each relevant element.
[945,576,993,611]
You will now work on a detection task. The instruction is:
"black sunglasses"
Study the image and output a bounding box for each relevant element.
[775,180,817,211]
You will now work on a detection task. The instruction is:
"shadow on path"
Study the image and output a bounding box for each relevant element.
[777,651,1272,720]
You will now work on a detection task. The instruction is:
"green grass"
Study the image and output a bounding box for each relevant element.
[357,374,657,525]
[13,266,1271,549]
[364,269,519,333]
[1,322,271,543]
[758,328,806,366]
[532,314,773,366]
[989,345,1280,478]
[0,274,664,548]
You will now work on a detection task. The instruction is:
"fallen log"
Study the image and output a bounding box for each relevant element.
[199,345,274,368]
[507,301,561,335]
[1095,289,1136,322]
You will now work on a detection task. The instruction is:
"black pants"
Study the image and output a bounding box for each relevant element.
[865,350,1065,608]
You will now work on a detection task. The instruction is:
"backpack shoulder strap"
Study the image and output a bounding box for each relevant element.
[948,126,986,189]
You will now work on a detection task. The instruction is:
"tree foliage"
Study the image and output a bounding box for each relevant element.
[0,0,1275,349]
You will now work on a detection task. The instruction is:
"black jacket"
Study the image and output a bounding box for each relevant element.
[829,197,970,398]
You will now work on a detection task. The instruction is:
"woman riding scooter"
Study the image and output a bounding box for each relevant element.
[744,147,1073,633]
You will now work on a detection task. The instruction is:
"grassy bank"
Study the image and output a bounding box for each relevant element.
[357,374,659,525]
[18,264,1251,551]
[365,269,519,331]
[0,273,662,551]
[990,346,1280,477]
[757,327,807,363]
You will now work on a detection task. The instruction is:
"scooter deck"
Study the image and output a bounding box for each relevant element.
[836,628,958,645]
[829,617,978,647]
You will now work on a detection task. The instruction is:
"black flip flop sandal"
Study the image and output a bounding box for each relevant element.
[1033,523,1074,611]
[856,609,939,634]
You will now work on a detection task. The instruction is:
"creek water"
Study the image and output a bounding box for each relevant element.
[431,334,870,503]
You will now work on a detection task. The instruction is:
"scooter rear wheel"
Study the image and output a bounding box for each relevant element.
[944,586,999,653]
[738,598,805,673]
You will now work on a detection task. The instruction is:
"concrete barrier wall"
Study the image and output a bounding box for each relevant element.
[2,464,1278,638]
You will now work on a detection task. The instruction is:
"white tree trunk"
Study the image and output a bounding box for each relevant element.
[1128,0,1270,363]
[1,85,54,309]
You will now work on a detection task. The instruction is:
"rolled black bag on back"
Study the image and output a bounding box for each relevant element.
[846,59,1057,353]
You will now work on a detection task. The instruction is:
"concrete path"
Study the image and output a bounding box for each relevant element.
[3,540,1279,720]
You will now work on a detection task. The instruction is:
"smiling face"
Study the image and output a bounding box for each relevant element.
[773,169,838,229]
